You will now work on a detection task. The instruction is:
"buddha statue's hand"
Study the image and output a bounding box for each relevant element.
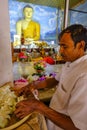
[25,38,33,42]
[24,38,34,45]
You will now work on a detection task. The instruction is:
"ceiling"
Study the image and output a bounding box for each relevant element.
[17,0,85,9]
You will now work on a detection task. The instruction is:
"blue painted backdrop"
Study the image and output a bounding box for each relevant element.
[8,0,63,45]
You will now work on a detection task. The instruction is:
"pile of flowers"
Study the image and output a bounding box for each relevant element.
[43,56,55,65]
[18,49,28,62]
[0,85,23,128]
[34,60,46,71]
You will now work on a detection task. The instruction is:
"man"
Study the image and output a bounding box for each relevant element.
[15,24,87,130]
[16,5,40,44]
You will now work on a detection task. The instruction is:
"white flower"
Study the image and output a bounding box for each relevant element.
[0,85,24,128]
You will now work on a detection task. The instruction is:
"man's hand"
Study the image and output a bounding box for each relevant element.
[13,81,33,96]
[14,99,40,119]
[13,81,37,97]
[13,81,28,96]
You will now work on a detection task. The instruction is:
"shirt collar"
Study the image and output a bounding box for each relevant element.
[66,55,87,68]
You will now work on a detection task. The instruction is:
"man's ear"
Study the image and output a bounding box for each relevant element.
[77,41,85,49]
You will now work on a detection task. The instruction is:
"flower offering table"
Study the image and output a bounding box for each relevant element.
[13,62,63,102]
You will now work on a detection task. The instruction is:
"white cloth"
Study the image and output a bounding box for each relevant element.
[47,55,87,130]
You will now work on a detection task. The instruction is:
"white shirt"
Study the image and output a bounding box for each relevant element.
[47,55,87,130]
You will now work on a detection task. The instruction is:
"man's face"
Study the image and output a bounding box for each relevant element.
[59,33,82,62]
[24,7,33,19]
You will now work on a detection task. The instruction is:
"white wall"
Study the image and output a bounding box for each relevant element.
[0,0,13,86]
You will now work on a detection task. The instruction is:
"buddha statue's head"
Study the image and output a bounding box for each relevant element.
[23,5,34,20]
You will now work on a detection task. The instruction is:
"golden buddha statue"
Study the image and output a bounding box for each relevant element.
[16,5,40,44]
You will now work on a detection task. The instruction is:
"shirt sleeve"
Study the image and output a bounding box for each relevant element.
[68,74,87,130]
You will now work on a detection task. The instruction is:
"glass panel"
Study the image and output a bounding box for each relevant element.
[69,1,87,27]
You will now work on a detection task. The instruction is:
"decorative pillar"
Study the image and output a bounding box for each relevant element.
[63,0,70,29]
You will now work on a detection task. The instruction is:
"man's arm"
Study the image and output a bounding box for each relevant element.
[33,77,58,89]
[14,77,58,96]
[38,102,79,130]
[23,77,58,96]
[15,99,79,130]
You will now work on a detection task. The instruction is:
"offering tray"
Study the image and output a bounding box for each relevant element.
[0,114,30,130]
